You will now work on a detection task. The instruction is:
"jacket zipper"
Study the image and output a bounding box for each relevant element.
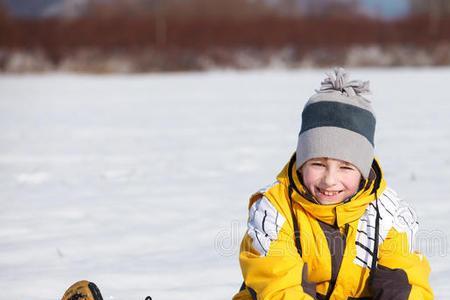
[324,222,350,299]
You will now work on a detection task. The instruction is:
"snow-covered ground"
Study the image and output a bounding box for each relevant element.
[0,68,449,299]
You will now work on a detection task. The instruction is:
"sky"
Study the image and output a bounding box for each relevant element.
[361,0,410,18]
[2,0,412,19]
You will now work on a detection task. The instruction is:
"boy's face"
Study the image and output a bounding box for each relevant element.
[301,157,362,205]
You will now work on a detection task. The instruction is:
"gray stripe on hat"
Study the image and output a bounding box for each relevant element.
[296,127,374,178]
[300,101,376,146]
[307,90,374,113]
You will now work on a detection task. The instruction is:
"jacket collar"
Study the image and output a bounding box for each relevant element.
[276,154,387,227]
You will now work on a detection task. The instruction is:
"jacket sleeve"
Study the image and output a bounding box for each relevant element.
[372,224,433,299]
[238,194,316,300]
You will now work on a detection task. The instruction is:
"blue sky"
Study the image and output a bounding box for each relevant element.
[3,0,412,18]
[361,0,410,18]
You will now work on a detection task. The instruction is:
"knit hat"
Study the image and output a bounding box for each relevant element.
[296,68,376,178]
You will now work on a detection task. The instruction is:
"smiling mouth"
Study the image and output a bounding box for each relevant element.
[317,187,343,197]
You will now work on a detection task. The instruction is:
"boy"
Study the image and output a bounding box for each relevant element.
[232,68,433,299]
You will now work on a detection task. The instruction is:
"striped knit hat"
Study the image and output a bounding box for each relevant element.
[296,68,376,178]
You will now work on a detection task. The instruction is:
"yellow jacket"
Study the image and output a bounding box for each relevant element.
[233,155,433,300]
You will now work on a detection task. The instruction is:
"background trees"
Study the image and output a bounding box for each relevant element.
[1,0,449,72]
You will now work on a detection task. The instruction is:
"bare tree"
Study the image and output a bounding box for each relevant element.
[409,0,450,16]
[409,0,450,35]
[165,0,273,19]
[297,0,362,17]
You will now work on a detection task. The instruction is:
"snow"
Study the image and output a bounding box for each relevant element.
[0,68,449,299]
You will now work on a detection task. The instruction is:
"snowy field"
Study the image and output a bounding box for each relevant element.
[0,68,449,299]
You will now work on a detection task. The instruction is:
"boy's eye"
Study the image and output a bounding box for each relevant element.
[311,162,325,167]
[341,166,355,171]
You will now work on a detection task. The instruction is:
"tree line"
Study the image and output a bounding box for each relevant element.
[1,0,450,71]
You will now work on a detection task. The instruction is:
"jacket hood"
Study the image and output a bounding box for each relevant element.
[276,154,387,227]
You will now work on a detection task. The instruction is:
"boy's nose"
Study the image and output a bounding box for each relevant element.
[323,170,338,186]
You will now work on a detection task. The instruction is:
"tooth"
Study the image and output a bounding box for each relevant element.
[322,190,338,196]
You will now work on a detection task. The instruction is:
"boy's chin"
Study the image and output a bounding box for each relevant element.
[315,196,346,205]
